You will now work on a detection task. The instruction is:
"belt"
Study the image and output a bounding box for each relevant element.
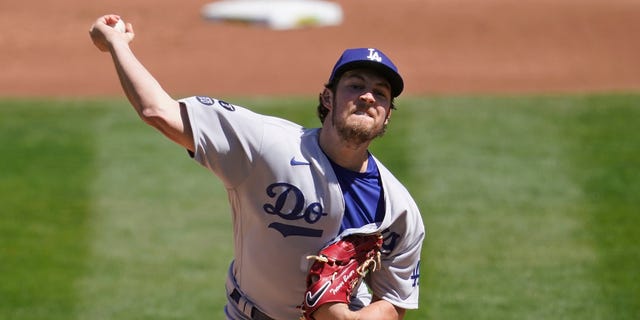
[230,288,275,320]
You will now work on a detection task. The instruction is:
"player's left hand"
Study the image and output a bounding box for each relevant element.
[310,303,355,320]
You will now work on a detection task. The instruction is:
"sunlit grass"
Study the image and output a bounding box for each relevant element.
[1,94,638,319]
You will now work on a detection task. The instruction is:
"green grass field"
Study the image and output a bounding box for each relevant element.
[1,94,639,319]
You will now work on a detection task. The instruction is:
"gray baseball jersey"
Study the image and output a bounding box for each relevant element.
[181,96,425,319]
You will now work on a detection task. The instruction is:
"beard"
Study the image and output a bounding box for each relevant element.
[331,110,388,146]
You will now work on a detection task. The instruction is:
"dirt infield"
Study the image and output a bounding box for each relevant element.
[2,0,640,97]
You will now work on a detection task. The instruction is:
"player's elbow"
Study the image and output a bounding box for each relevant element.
[139,105,163,126]
[138,100,176,128]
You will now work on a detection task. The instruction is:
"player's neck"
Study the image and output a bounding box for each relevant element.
[318,128,370,172]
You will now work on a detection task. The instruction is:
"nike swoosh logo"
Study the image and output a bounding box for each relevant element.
[305,280,331,307]
[290,157,310,166]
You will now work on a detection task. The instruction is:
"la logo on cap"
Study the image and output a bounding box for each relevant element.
[366,48,383,62]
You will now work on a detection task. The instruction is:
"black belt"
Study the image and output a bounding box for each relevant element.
[230,288,275,320]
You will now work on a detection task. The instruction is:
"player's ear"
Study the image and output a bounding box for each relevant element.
[321,88,333,110]
[384,108,392,125]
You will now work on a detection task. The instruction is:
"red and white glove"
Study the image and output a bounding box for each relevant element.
[300,234,383,320]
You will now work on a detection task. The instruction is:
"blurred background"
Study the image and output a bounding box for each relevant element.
[1,0,640,97]
[1,1,639,319]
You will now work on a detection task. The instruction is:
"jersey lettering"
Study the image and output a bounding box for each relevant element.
[367,48,382,62]
[263,182,327,237]
[411,260,421,287]
[381,228,401,255]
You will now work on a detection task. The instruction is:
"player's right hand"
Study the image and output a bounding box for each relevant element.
[89,14,134,52]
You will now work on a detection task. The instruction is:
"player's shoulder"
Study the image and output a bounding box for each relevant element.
[179,96,237,111]
[182,96,306,128]
[373,156,424,222]
[372,156,407,189]
[262,113,305,133]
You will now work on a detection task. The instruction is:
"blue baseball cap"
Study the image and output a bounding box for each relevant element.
[328,48,404,97]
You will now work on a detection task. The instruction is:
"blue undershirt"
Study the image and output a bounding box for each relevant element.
[329,153,385,233]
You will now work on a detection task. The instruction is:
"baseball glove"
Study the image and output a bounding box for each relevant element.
[300,234,383,319]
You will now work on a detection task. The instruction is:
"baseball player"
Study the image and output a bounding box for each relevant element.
[89,14,425,320]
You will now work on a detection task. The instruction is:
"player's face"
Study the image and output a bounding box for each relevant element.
[327,69,393,145]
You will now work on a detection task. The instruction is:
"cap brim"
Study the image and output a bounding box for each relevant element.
[332,61,404,97]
